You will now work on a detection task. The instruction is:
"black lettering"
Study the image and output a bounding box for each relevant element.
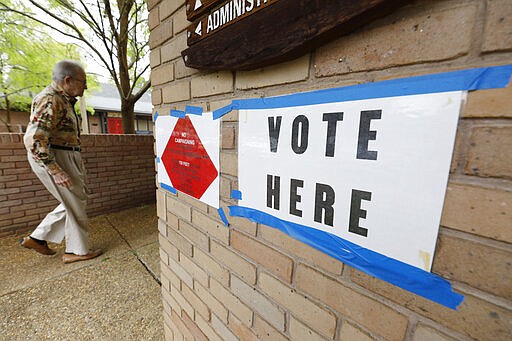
[314,183,335,226]
[348,189,371,237]
[322,112,344,157]
[266,174,280,210]
[289,179,303,217]
[291,115,309,154]
[357,110,381,160]
[268,116,282,152]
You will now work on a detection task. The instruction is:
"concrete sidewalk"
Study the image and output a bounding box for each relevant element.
[0,204,163,340]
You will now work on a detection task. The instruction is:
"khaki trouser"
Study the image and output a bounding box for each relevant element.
[28,149,89,255]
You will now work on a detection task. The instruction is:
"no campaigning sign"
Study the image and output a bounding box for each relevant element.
[156,112,220,208]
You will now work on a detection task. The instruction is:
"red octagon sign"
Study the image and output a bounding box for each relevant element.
[161,116,218,199]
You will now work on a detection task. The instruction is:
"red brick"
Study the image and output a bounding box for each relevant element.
[228,313,259,341]
[7,186,35,197]
[433,232,512,300]
[464,85,512,118]
[412,324,457,341]
[148,6,159,30]
[441,182,511,243]
[315,3,476,76]
[181,311,208,341]
[1,211,24,220]
[259,271,337,338]
[145,0,160,11]
[2,155,27,162]
[231,230,293,282]
[0,175,17,182]
[0,198,21,207]
[464,126,512,179]
[351,268,512,340]
[221,125,236,149]
[211,240,256,285]
[296,264,408,341]
[259,224,343,275]
[170,310,195,340]
[482,0,512,52]
[252,315,288,341]
[0,162,15,170]
[13,214,38,224]
[0,134,155,235]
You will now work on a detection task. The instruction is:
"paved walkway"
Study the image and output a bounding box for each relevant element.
[0,204,163,340]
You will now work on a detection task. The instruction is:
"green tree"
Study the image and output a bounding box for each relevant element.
[0,1,82,132]
[0,0,151,134]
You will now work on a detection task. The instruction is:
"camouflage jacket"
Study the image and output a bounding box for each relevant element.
[24,82,81,175]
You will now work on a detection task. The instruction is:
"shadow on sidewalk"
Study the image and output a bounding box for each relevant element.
[0,204,163,340]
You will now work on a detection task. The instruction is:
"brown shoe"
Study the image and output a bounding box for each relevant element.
[62,249,103,264]
[20,236,56,255]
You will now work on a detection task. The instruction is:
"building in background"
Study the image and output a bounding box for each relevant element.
[0,83,153,135]
[87,83,153,134]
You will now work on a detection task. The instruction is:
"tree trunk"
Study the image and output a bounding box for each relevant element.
[4,95,12,133]
[121,99,136,134]
[117,0,135,134]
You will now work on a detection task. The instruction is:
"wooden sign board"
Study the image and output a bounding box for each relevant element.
[186,0,219,21]
[186,0,277,46]
[182,0,409,71]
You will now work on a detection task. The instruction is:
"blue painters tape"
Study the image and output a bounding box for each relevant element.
[185,105,203,115]
[231,190,242,200]
[213,104,235,120]
[170,109,186,118]
[209,65,511,118]
[228,206,464,310]
[155,157,160,163]
[217,208,229,226]
[231,65,512,110]
[153,111,159,122]
[160,183,177,195]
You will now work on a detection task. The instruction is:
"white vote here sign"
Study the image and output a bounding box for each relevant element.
[238,91,463,271]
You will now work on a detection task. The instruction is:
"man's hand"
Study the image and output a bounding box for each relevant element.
[53,171,72,188]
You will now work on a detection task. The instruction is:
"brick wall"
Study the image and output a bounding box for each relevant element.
[149,0,512,340]
[0,110,29,133]
[0,134,156,237]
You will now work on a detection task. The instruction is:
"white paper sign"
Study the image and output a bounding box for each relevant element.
[155,113,220,208]
[238,92,463,270]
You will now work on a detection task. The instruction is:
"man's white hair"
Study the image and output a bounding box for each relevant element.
[52,60,85,82]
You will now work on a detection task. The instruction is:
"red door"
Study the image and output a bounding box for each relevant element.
[107,117,123,134]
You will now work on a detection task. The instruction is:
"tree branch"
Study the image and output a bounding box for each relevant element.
[132,79,151,103]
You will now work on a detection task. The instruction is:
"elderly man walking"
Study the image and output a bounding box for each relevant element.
[21,60,102,264]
